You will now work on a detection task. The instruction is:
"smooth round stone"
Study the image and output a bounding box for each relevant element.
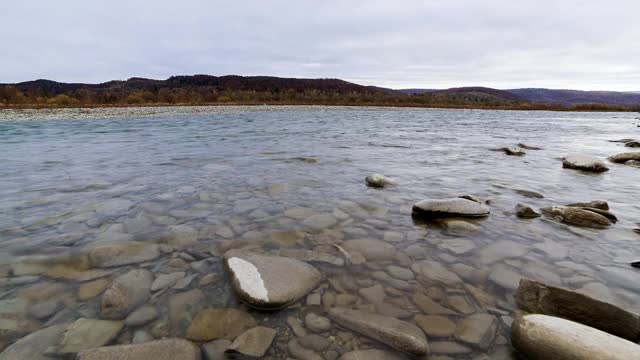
[562,154,609,172]
[0,324,67,360]
[125,305,158,327]
[101,269,153,319]
[412,198,490,218]
[541,206,612,229]
[305,313,332,332]
[608,152,640,163]
[512,314,640,360]
[223,250,322,310]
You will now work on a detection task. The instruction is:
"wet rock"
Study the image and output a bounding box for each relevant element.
[76,338,200,360]
[287,339,323,360]
[29,300,62,320]
[541,206,613,228]
[225,326,276,357]
[338,349,404,360]
[448,295,475,314]
[51,318,123,355]
[46,265,111,282]
[186,308,256,341]
[566,200,609,210]
[287,316,308,337]
[101,269,153,319]
[365,174,394,188]
[0,324,66,360]
[412,198,490,218]
[412,293,457,315]
[341,239,397,261]
[626,159,640,167]
[277,249,345,267]
[512,314,640,360]
[223,250,322,310]
[412,260,461,283]
[517,143,543,150]
[514,189,544,198]
[625,141,640,147]
[429,341,472,355]
[516,278,640,341]
[124,305,158,327]
[608,152,640,163]
[438,238,476,254]
[499,146,526,156]
[299,334,329,352]
[359,284,386,304]
[415,315,457,337]
[151,272,185,291]
[488,265,522,290]
[562,154,609,172]
[328,307,429,356]
[303,213,338,230]
[173,273,198,289]
[78,279,111,301]
[515,204,540,218]
[454,313,497,349]
[284,207,317,219]
[168,289,205,336]
[305,312,332,332]
[131,330,153,344]
[202,339,231,360]
[386,265,414,280]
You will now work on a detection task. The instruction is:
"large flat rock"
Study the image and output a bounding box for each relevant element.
[412,198,490,218]
[512,314,640,360]
[223,250,322,310]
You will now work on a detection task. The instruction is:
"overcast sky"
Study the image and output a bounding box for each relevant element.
[1,0,638,90]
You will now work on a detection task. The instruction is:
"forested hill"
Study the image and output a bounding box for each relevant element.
[0,75,638,111]
[507,88,640,106]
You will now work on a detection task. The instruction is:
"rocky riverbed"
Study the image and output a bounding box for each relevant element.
[1,106,640,359]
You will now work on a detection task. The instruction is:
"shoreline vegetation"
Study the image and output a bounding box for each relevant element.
[1,98,638,112]
[1,75,639,112]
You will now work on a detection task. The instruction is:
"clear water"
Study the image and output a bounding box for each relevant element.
[1,106,639,358]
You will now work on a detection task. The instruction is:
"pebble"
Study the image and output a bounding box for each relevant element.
[305,312,332,332]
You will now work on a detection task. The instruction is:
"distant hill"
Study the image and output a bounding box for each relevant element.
[507,88,640,106]
[430,87,527,103]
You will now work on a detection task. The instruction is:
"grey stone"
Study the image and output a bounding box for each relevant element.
[541,206,613,228]
[224,250,322,310]
[226,326,276,357]
[76,338,200,360]
[415,315,457,337]
[562,154,609,172]
[202,339,231,360]
[151,272,185,291]
[365,174,394,188]
[608,152,640,163]
[305,312,332,332]
[412,198,490,218]
[328,307,429,356]
[86,241,160,268]
[0,324,66,360]
[101,269,153,319]
[124,305,158,327]
[52,318,124,355]
[515,204,540,218]
[454,313,497,349]
[512,314,640,360]
[342,239,397,261]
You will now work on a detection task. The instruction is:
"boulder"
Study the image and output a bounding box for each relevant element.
[226,326,277,357]
[512,314,640,360]
[541,206,613,228]
[365,174,394,188]
[562,154,609,172]
[608,152,640,163]
[327,307,429,356]
[412,198,490,218]
[515,204,540,218]
[186,308,256,341]
[76,338,200,360]
[223,250,322,310]
[100,269,153,319]
[515,278,640,341]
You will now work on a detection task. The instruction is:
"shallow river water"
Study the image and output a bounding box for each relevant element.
[1,106,639,359]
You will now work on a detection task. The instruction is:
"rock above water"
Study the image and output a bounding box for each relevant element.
[338,349,404,360]
[223,250,322,310]
[516,278,640,341]
[562,154,609,172]
[608,152,640,163]
[512,314,640,360]
[101,269,153,319]
[226,326,277,357]
[365,174,394,188]
[515,204,541,218]
[541,206,613,229]
[500,146,526,156]
[76,339,200,360]
[52,318,123,355]
[412,198,490,218]
[186,308,256,341]
[567,200,609,210]
[327,307,429,356]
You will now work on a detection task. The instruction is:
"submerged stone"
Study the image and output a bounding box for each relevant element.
[512,314,640,360]
[100,269,153,319]
[226,326,277,357]
[51,318,123,355]
[541,206,613,228]
[186,308,256,341]
[76,338,200,360]
[327,307,429,356]
[86,241,161,268]
[223,250,322,310]
[0,324,67,360]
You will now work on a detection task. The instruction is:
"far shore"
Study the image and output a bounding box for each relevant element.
[2,101,639,113]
